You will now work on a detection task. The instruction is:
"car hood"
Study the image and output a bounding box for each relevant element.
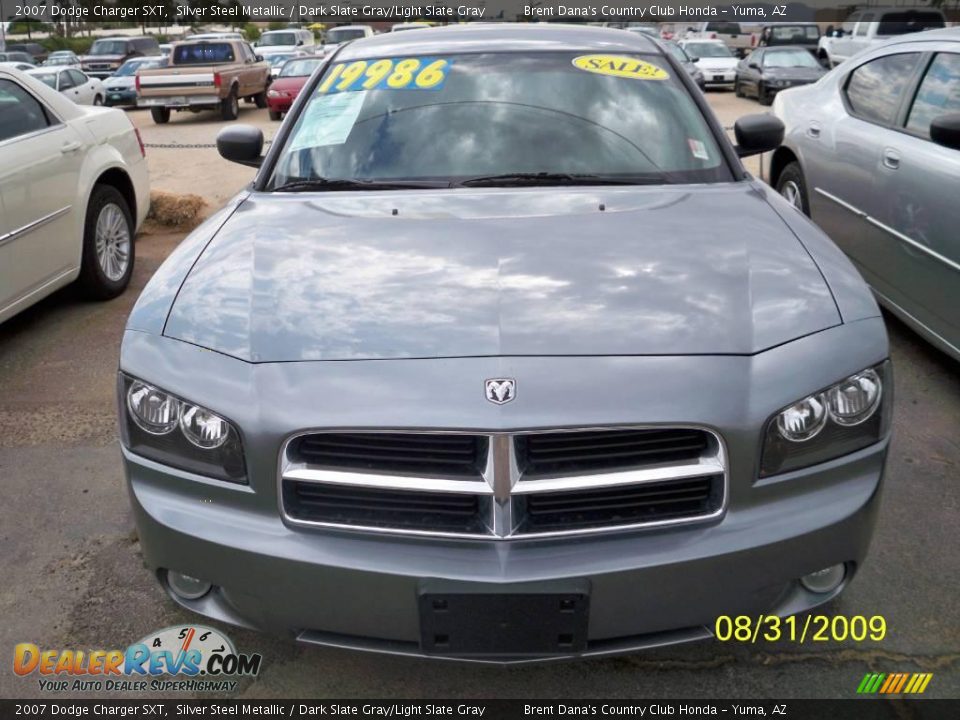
[763,67,825,81]
[270,76,309,92]
[163,184,840,362]
[104,76,135,88]
[696,58,738,71]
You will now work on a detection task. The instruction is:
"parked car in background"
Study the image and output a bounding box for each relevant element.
[136,39,271,123]
[321,25,375,54]
[766,28,960,361]
[5,43,47,62]
[27,67,105,106]
[263,50,308,78]
[0,51,35,65]
[735,46,826,105]
[664,40,706,89]
[391,22,431,32]
[0,61,36,72]
[678,39,739,87]
[0,66,150,323]
[685,22,754,57]
[757,24,820,53]
[82,36,161,79]
[817,8,945,68]
[43,51,82,68]
[104,56,167,107]
[266,55,324,120]
[255,28,317,55]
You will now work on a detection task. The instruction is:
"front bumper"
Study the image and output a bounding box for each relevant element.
[703,70,736,85]
[266,96,293,113]
[104,89,136,106]
[120,317,890,663]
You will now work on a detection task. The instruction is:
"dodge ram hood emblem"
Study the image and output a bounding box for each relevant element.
[485,378,516,405]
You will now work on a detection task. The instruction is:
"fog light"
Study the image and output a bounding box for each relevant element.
[800,564,846,594]
[167,570,212,600]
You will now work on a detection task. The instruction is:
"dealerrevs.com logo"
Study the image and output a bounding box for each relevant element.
[14,625,262,693]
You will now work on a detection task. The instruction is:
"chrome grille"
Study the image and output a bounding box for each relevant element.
[280,427,726,539]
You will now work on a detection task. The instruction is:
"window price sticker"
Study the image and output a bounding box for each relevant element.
[318,57,452,94]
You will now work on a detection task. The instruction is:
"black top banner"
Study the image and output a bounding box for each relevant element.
[1,700,958,719]
[0,0,949,23]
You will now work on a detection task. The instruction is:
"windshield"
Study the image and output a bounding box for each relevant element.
[116,58,161,75]
[266,53,295,66]
[280,57,324,77]
[31,72,58,88]
[45,57,74,65]
[89,40,127,56]
[327,28,368,43]
[763,49,821,68]
[269,51,730,189]
[261,32,298,46]
[174,43,235,65]
[684,43,732,58]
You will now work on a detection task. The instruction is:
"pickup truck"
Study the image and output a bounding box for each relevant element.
[817,8,945,67]
[136,39,271,124]
[684,21,757,57]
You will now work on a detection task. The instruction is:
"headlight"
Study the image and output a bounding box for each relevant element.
[119,375,246,483]
[760,362,891,477]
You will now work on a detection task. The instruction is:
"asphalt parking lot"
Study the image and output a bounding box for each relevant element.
[0,90,957,700]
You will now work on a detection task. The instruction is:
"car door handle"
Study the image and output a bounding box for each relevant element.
[882,148,900,170]
[60,141,82,153]
[806,123,821,138]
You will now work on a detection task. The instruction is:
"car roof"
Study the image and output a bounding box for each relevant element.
[336,24,661,61]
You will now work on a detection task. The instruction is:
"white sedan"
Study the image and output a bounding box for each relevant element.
[26,67,105,106]
[678,39,741,87]
[0,66,150,323]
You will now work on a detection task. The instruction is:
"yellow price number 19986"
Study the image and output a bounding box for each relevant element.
[318,57,451,95]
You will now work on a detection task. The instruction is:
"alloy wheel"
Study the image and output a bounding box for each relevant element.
[94,202,131,281]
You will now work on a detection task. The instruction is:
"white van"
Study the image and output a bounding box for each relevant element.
[255,28,317,55]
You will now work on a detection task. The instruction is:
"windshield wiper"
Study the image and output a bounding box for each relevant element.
[272,178,445,192]
[453,172,669,188]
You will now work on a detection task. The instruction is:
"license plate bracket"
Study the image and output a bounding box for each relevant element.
[419,591,589,658]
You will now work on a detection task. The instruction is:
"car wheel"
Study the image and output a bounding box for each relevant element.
[758,83,773,106]
[269,109,282,121]
[776,162,811,216]
[221,88,240,121]
[734,79,744,97]
[93,94,103,106]
[78,185,135,300]
[150,107,170,124]
[254,90,268,109]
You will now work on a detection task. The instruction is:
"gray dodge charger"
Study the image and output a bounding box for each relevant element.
[119,25,892,662]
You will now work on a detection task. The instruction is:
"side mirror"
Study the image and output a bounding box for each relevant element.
[734,113,784,157]
[749,62,760,70]
[688,55,699,63]
[256,54,264,62]
[297,40,304,46]
[930,113,960,151]
[217,125,264,168]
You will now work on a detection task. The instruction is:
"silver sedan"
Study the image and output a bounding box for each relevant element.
[765,28,960,361]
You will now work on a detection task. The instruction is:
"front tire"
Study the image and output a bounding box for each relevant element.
[150,106,170,124]
[93,94,103,106]
[776,161,811,216]
[734,78,744,97]
[758,83,773,106]
[254,90,268,109]
[221,88,239,121]
[269,109,282,121]
[78,185,135,300]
